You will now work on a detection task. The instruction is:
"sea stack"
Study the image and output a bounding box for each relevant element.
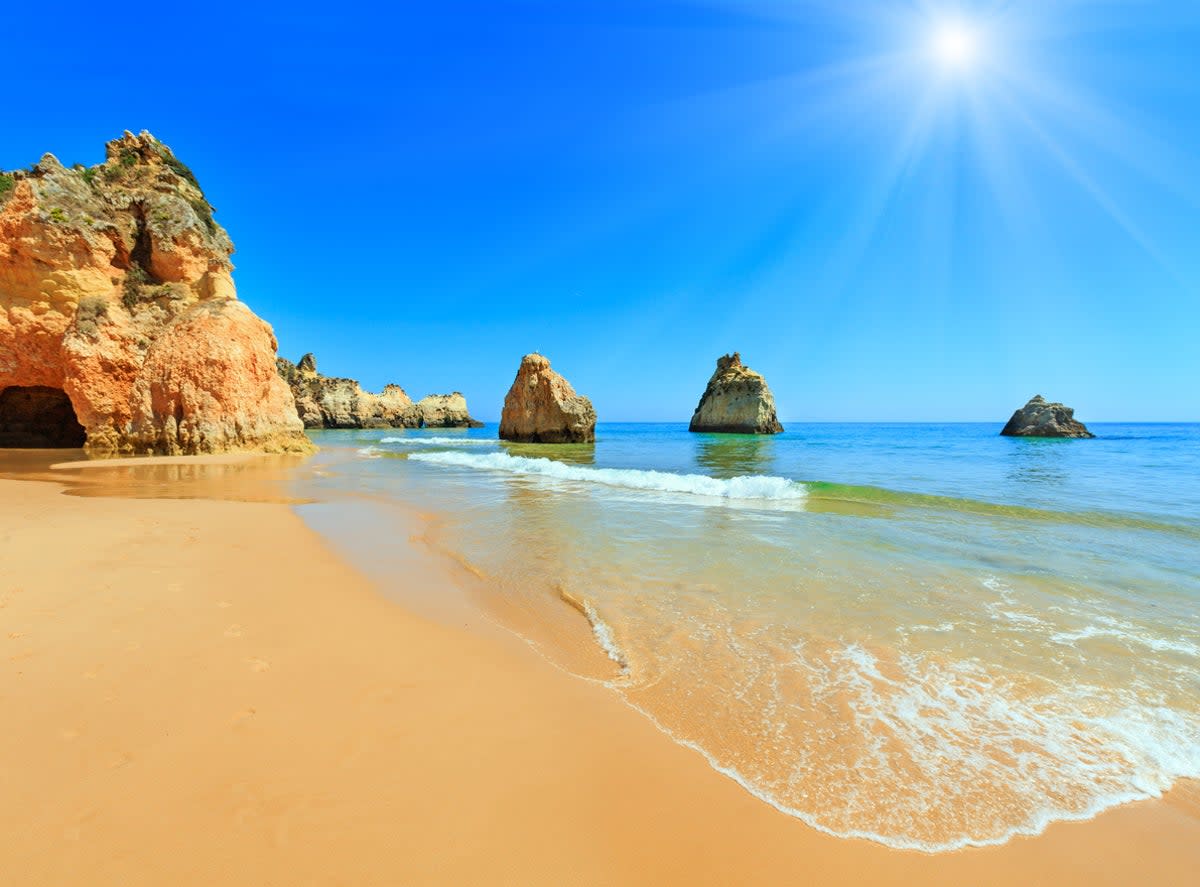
[0,132,309,454]
[689,353,783,435]
[499,354,596,443]
[1001,395,1095,438]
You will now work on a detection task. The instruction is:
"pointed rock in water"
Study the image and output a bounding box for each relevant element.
[1000,395,1094,438]
[689,353,783,435]
[0,131,309,454]
[499,354,596,443]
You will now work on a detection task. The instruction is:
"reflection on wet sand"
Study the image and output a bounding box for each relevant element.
[0,448,316,504]
[428,472,622,682]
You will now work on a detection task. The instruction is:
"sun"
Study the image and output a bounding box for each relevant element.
[932,21,980,69]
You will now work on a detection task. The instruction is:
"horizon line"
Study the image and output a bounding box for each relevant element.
[440,419,1200,426]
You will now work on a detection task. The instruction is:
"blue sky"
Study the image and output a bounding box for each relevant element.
[5,1,1198,421]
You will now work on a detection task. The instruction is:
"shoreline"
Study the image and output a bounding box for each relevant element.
[2,455,1198,885]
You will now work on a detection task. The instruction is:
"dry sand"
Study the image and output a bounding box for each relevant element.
[1,463,1197,886]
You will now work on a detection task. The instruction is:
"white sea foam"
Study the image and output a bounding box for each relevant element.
[356,446,382,458]
[911,622,958,633]
[1051,622,1200,658]
[582,611,1200,852]
[582,602,629,674]
[379,436,496,446]
[608,654,1200,853]
[407,451,808,503]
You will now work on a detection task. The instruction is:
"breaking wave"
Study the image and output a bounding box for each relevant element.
[558,586,630,675]
[407,450,808,503]
[380,436,496,447]
[614,638,1200,852]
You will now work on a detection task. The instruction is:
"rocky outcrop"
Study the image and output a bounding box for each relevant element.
[0,131,310,454]
[689,353,783,435]
[1001,395,1094,438]
[416,392,479,428]
[499,354,596,443]
[276,354,404,429]
[276,353,482,429]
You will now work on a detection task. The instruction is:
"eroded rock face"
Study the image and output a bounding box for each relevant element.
[0,131,310,454]
[1001,395,1094,439]
[499,354,596,443]
[276,353,482,429]
[689,353,783,435]
[416,392,483,428]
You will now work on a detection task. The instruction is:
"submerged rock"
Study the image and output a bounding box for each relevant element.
[499,354,596,443]
[0,131,309,454]
[1001,395,1094,439]
[689,353,783,435]
[276,353,482,429]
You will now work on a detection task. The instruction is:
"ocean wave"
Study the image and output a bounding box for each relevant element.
[407,450,808,503]
[558,585,630,675]
[615,636,1200,852]
[379,436,496,446]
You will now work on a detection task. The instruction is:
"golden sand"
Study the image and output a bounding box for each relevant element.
[1,459,1197,885]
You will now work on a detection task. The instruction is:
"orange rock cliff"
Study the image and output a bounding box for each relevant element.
[0,131,310,454]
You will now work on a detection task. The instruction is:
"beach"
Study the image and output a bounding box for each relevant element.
[2,452,1198,886]
[4,1,1197,880]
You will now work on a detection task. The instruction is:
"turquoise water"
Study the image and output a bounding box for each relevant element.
[301,422,1200,851]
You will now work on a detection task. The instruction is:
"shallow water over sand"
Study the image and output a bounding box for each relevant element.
[303,422,1200,851]
[13,424,1192,851]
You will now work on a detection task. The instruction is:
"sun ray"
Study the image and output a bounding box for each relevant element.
[993,64,1200,210]
[989,82,1182,282]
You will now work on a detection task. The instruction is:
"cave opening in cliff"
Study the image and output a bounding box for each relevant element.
[0,386,87,448]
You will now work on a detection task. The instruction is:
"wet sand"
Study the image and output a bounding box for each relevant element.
[1,457,1197,886]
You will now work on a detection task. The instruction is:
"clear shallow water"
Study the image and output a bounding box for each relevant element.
[305,423,1200,851]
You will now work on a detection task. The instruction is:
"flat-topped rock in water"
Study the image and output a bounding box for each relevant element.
[416,392,483,428]
[1001,395,1094,439]
[689,353,783,435]
[499,354,596,443]
[276,353,482,429]
[0,132,309,454]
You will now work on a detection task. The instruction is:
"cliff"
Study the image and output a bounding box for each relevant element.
[0,132,309,454]
[277,353,482,429]
[689,353,783,435]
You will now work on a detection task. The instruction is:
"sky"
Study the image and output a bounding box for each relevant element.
[3,0,1198,421]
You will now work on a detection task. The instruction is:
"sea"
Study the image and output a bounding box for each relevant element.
[298,422,1199,852]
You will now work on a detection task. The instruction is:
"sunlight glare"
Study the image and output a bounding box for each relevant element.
[932,21,979,69]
